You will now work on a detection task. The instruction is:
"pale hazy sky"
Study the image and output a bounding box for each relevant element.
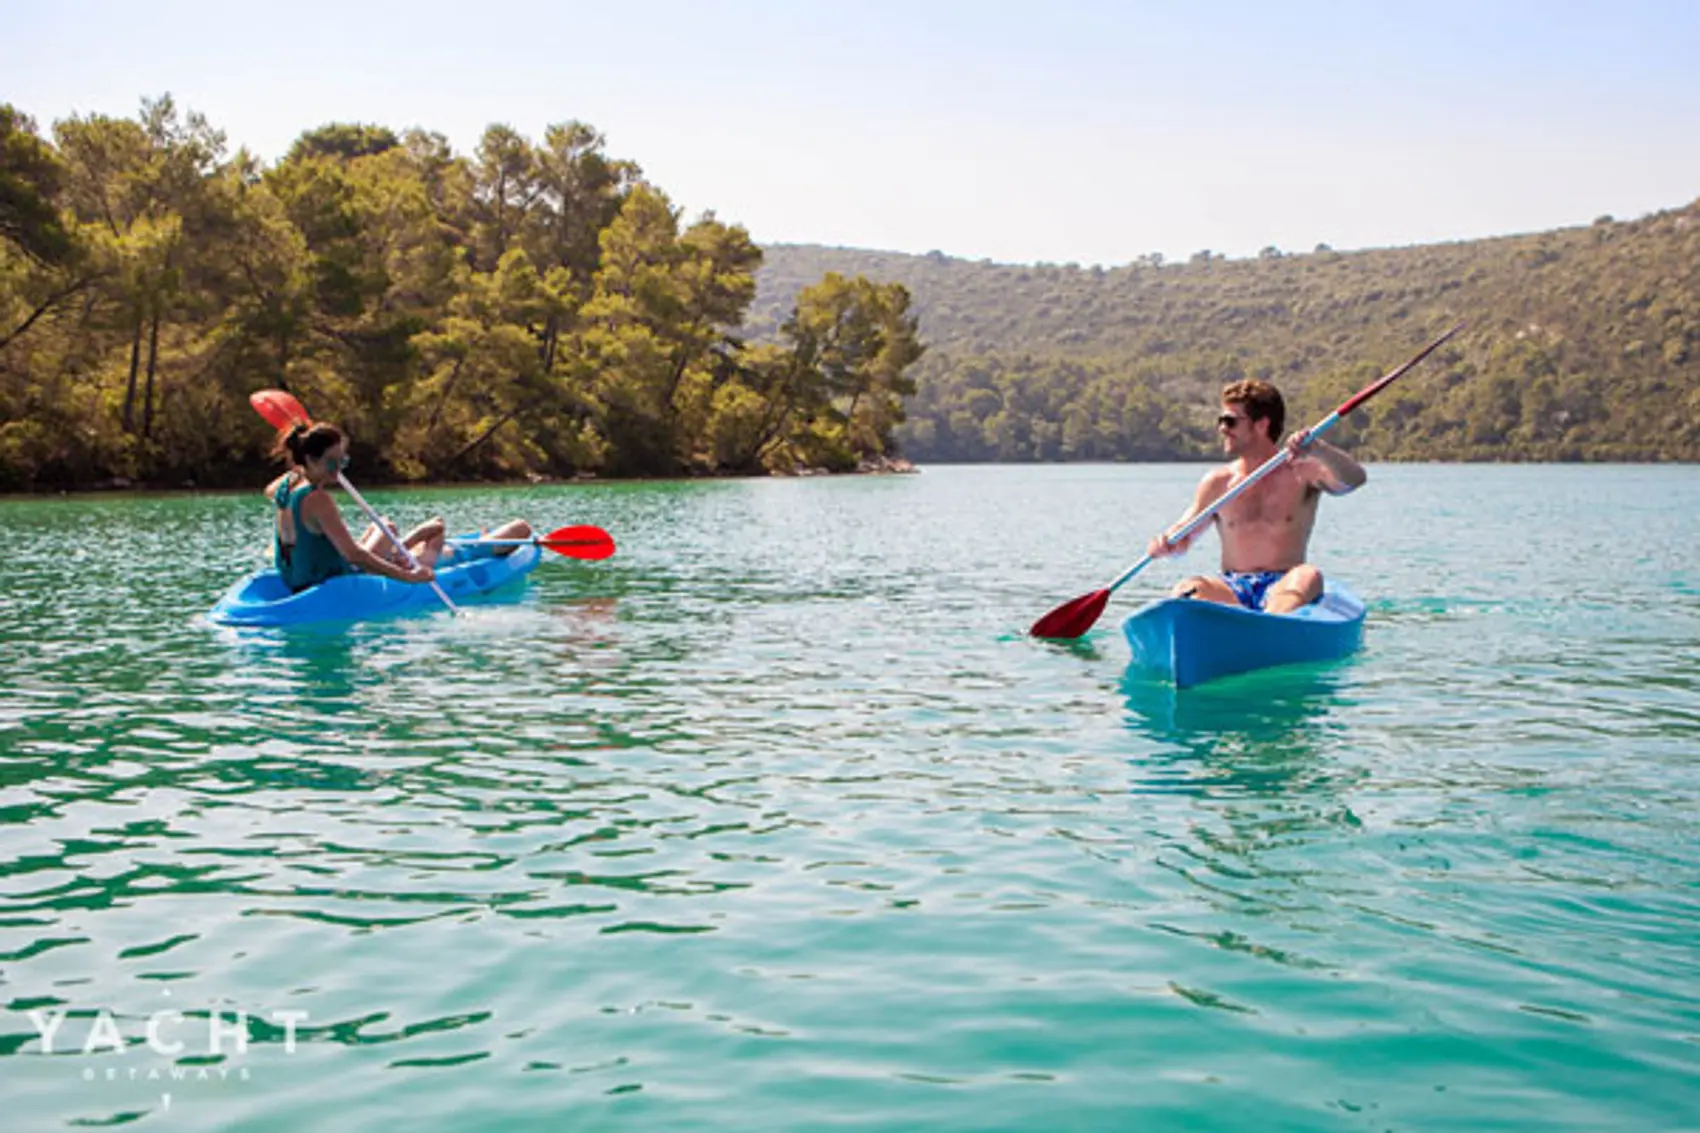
[8,0,1699,264]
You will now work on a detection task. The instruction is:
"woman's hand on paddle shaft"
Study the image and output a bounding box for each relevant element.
[371,557,435,584]
[306,492,436,584]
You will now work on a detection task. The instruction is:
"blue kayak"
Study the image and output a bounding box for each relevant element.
[1122,580,1366,688]
[208,541,541,627]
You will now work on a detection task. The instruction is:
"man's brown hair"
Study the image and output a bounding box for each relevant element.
[1221,379,1284,440]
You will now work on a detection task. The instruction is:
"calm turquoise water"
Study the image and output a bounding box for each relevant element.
[1,464,1696,1131]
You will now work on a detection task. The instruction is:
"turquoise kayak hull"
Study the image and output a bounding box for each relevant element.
[208,542,541,627]
[1122,580,1366,688]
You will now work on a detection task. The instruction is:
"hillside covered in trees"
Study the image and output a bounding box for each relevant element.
[0,98,921,490]
[6,93,1696,490]
[754,201,1700,462]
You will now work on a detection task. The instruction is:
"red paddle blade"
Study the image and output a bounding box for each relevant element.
[1030,588,1110,639]
[539,524,616,560]
[250,389,310,430]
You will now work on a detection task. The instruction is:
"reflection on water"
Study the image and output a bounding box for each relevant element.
[1122,663,1349,754]
[1121,663,1362,805]
[1027,632,1109,663]
[208,622,366,708]
[1122,664,1370,955]
[550,596,621,643]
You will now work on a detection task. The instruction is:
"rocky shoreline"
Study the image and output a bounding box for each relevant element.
[769,455,919,478]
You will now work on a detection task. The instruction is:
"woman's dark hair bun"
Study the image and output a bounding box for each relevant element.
[283,422,310,463]
[273,419,343,466]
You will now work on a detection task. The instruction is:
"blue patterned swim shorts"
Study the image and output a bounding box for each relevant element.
[1222,570,1288,611]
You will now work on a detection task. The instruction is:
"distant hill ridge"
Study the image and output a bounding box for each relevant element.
[753,199,1700,462]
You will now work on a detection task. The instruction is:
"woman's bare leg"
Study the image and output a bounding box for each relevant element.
[483,518,533,556]
[362,516,445,567]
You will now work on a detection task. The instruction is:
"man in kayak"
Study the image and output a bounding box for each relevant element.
[1145,379,1366,613]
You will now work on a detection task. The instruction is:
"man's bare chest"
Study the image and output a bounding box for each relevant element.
[1217,472,1314,529]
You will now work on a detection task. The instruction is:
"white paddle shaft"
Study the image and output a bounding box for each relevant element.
[336,471,459,614]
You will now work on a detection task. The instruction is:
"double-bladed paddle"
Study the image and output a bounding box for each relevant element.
[448,525,617,561]
[1029,322,1466,639]
[249,389,462,614]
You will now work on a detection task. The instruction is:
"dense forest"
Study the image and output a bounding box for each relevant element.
[754,200,1700,462]
[0,98,922,490]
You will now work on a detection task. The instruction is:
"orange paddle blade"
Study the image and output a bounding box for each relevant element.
[250,389,310,430]
[539,524,616,560]
[1030,589,1110,639]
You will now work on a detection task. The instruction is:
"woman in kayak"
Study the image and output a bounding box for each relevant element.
[266,422,534,592]
[265,422,440,591]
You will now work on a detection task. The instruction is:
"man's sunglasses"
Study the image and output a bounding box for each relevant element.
[1216,413,1248,429]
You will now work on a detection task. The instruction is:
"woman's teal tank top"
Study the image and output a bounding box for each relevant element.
[273,479,349,591]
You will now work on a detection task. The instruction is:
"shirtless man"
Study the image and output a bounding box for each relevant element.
[1146,378,1366,613]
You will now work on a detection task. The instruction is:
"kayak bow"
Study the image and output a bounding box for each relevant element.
[1121,580,1366,688]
